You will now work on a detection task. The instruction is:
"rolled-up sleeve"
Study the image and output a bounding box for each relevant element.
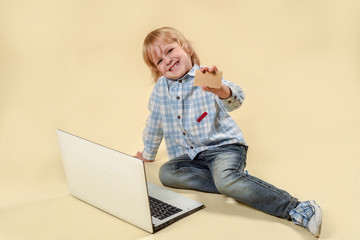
[216,79,245,112]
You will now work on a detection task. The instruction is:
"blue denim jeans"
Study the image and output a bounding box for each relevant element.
[159,144,299,219]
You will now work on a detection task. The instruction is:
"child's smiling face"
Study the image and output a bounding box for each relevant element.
[150,41,193,80]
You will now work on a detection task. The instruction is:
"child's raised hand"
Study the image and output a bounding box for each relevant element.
[200,65,231,99]
[200,65,218,73]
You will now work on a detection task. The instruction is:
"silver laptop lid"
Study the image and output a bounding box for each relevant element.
[56,129,154,233]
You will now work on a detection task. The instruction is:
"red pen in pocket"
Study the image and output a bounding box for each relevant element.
[197,112,208,122]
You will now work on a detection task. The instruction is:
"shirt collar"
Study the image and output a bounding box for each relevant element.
[186,64,199,78]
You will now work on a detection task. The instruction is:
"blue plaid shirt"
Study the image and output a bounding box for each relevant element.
[142,64,247,161]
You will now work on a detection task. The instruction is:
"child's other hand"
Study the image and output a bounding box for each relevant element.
[200,65,231,99]
[134,151,152,162]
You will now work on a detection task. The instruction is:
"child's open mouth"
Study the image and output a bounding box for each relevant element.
[169,62,179,71]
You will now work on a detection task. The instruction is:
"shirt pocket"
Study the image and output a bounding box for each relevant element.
[185,107,216,139]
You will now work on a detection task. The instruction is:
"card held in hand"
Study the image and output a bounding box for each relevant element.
[193,70,222,89]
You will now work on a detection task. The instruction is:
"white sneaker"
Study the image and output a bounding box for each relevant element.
[289,200,322,237]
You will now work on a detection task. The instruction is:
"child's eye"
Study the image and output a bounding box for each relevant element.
[167,48,174,54]
[157,59,162,65]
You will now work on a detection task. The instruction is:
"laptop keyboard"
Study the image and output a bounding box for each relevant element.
[149,196,182,220]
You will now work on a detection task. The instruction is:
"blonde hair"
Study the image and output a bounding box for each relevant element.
[143,27,200,82]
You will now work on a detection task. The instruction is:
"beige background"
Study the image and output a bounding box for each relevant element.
[1,0,359,239]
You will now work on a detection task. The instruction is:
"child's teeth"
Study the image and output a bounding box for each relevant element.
[171,63,178,71]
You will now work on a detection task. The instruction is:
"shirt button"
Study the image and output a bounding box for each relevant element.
[190,146,194,149]
[228,100,232,103]
[176,96,180,100]
[183,132,186,135]
[177,115,181,119]
[179,80,183,83]
[234,96,237,99]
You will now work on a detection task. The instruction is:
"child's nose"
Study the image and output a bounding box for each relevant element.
[165,57,172,64]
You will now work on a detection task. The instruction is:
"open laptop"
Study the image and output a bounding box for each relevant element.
[56,129,204,233]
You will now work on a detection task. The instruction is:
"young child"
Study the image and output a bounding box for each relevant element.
[135,26,322,237]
